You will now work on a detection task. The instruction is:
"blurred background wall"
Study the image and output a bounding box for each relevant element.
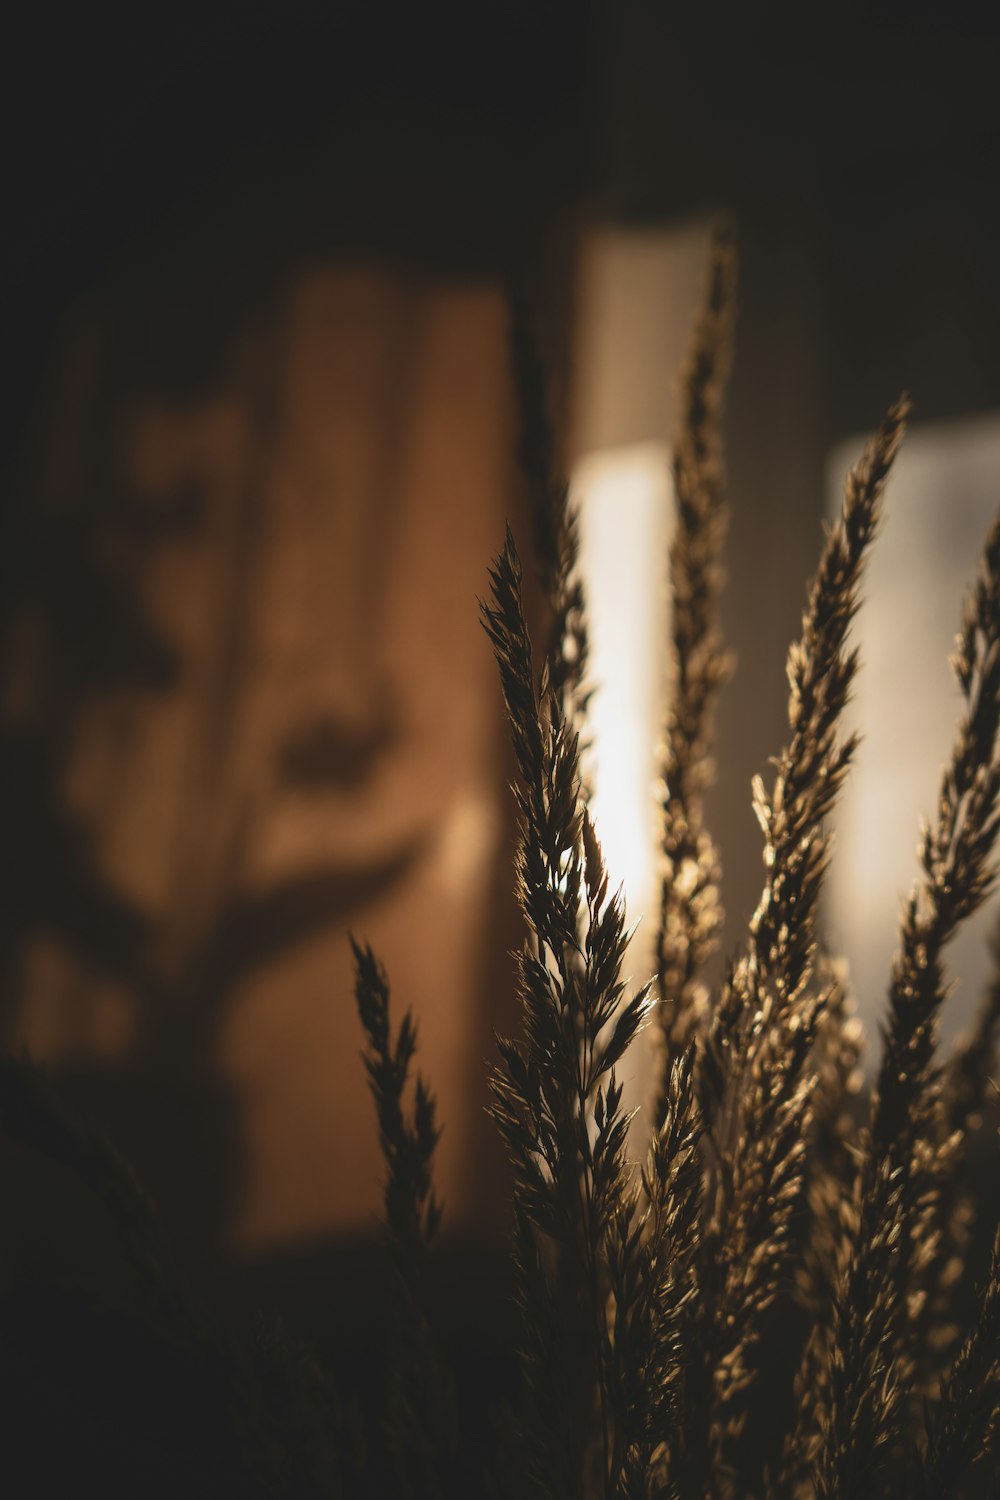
[2,1,1000,1320]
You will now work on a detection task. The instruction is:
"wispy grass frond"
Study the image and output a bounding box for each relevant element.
[352,938,454,1500]
[781,958,864,1491]
[642,1058,706,1500]
[655,219,736,1087]
[695,399,909,1477]
[874,512,1000,1155]
[805,958,866,1280]
[609,1048,703,1498]
[482,530,650,1499]
[817,508,1000,1498]
[701,396,909,1133]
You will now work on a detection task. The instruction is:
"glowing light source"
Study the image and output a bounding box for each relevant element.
[573,442,671,960]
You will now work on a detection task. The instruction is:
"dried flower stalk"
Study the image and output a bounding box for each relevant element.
[352,938,455,1500]
[654,219,736,1091]
[483,527,652,1499]
[689,399,909,1488]
[817,510,1000,1498]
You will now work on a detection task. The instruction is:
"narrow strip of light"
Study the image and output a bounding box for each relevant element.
[573,440,671,977]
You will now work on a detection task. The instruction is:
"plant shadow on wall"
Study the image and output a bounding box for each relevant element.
[3,225,1000,1497]
[0,283,430,1263]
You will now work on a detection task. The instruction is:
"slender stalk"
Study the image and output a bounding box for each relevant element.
[352,939,454,1500]
[483,532,649,1499]
[817,509,1000,1498]
[655,219,736,1097]
[697,398,909,1484]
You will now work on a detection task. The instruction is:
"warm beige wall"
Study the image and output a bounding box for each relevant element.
[6,267,529,1254]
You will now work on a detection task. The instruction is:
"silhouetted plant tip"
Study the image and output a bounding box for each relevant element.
[351,936,456,1500]
[655,217,736,1090]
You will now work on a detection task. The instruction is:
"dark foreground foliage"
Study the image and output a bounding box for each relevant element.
[3,227,1000,1497]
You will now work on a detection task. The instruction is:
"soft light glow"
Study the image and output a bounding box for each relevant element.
[573,442,672,963]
